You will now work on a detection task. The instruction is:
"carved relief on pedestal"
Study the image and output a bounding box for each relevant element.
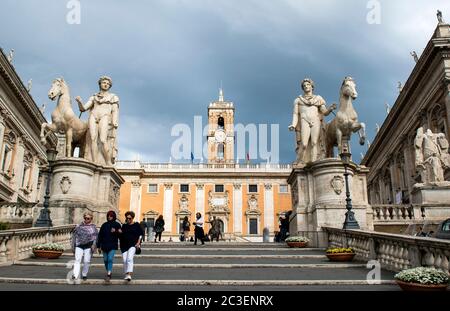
[330,176,344,195]
[59,176,72,194]
[109,181,120,206]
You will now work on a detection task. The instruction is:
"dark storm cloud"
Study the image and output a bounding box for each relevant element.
[1,0,449,163]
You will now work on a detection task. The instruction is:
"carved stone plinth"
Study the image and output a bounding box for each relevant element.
[287,158,373,247]
[411,184,450,220]
[48,157,124,226]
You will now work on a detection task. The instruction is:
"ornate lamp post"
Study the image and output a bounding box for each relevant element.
[340,149,360,230]
[35,148,58,227]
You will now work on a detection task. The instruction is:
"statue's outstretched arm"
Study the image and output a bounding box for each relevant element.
[76,96,93,112]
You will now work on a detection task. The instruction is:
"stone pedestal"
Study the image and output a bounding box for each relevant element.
[411,183,450,220]
[48,158,124,227]
[287,159,373,247]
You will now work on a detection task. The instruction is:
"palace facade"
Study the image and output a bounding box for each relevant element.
[362,22,450,226]
[0,48,55,228]
[116,92,292,241]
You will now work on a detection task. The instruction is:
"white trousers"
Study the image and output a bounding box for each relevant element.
[122,247,136,273]
[73,247,92,278]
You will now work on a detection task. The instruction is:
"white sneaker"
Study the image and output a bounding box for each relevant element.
[124,275,131,281]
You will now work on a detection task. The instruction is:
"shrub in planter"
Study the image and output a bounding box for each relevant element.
[32,243,65,259]
[326,247,355,261]
[285,236,310,247]
[394,267,449,291]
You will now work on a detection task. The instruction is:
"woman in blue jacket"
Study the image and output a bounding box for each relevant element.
[97,210,122,281]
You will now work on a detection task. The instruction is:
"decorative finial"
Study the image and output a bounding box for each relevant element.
[7,49,14,63]
[27,79,32,92]
[437,10,444,24]
[219,88,224,102]
[384,102,390,115]
[397,81,403,93]
[410,51,419,63]
[375,123,380,133]
[367,139,371,148]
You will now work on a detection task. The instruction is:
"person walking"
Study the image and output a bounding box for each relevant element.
[140,219,148,242]
[182,216,190,242]
[193,212,205,245]
[154,215,165,243]
[279,215,290,242]
[97,210,122,281]
[120,211,143,281]
[71,212,98,281]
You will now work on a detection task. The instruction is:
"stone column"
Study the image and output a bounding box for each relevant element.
[30,157,40,201]
[130,180,141,220]
[233,183,242,234]
[0,112,7,166]
[263,183,274,233]
[12,136,26,198]
[163,183,173,232]
[195,183,205,217]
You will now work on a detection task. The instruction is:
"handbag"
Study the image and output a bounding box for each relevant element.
[135,245,142,255]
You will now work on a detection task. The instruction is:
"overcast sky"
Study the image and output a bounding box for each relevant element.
[1,0,449,164]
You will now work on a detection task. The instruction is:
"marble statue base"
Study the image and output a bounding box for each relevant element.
[48,158,124,227]
[287,158,373,247]
[412,184,450,220]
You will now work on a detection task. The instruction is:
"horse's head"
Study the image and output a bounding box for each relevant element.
[341,77,357,100]
[48,78,66,100]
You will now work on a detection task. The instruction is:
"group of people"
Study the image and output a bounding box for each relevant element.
[71,210,143,282]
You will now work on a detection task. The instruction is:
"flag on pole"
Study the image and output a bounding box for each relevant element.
[246,152,250,164]
[190,152,194,163]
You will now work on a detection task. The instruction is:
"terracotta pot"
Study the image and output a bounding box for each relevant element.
[33,249,63,259]
[326,253,355,262]
[286,241,308,248]
[396,280,448,291]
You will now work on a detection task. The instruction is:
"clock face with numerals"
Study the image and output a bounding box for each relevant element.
[214,129,226,143]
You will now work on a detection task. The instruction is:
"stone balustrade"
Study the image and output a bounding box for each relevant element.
[372,204,426,224]
[115,160,292,172]
[0,202,38,224]
[0,225,75,264]
[324,227,450,274]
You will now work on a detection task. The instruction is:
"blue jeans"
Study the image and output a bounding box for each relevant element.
[102,250,116,273]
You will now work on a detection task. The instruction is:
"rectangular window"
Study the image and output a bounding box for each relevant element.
[215,184,224,193]
[249,219,258,234]
[279,185,288,193]
[147,184,158,193]
[180,184,189,193]
[248,184,258,193]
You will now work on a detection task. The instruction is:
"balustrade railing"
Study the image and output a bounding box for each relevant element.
[371,204,427,223]
[0,202,38,224]
[324,227,450,274]
[0,225,75,264]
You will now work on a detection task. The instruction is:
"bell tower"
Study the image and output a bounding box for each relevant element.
[207,89,235,163]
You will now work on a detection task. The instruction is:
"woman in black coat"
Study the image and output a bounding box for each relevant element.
[120,211,143,281]
[154,215,165,242]
[97,210,122,281]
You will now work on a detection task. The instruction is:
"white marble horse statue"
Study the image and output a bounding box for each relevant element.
[325,77,366,157]
[40,78,88,157]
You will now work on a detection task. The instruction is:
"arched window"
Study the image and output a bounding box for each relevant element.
[217,143,224,159]
[218,117,225,129]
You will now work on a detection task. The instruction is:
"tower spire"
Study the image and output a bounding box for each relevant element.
[219,87,224,102]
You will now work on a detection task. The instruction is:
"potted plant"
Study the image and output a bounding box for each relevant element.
[285,236,310,248]
[32,243,65,259]
[394,267,449,291]
[326,247,356,261]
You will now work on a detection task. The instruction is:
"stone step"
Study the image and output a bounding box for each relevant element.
[59,254,326,259]
[0,277,399,291]
[0,265,396,281]
[15,261,366,269]
[21,257,336,265]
